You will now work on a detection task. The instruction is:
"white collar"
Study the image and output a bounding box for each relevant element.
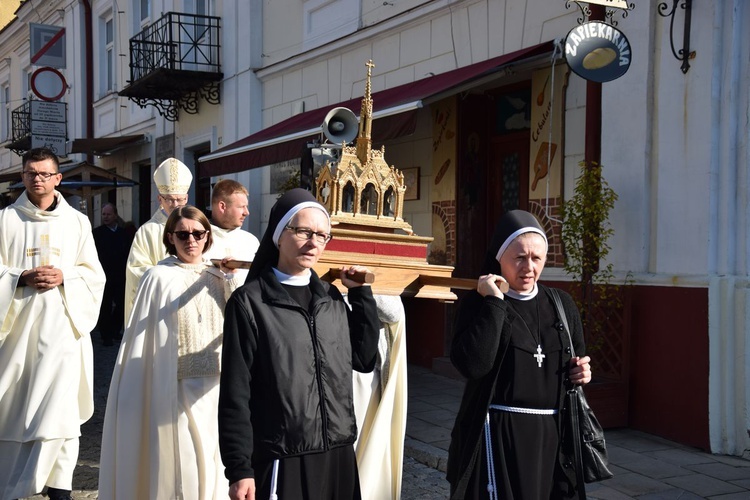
[505,283,539,301]
[272,267,311,286]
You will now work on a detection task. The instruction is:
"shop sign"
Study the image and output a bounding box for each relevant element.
[583,0,629,9]
[565,21,631,83]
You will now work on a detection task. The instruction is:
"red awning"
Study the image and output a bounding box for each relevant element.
[198,41,552,177]
[69,135,148,156]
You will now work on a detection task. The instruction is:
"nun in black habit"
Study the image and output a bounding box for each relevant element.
[446,210,593,499]
[218,188,380,500]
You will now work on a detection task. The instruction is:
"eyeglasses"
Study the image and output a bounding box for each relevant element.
[23,171,59,181]
[285,226,333,245]
[160,196,188,205]
[171,230,209,241]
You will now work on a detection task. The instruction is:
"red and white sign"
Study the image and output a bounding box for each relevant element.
[30,23,66,69]
[30,67,67,101]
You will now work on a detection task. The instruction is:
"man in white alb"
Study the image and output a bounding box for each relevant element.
[0,147,105,500]
[124,157,192,323]
[205,179,260,282]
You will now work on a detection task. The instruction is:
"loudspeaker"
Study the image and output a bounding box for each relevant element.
[322,107,358,145]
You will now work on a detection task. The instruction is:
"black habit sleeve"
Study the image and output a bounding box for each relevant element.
[450,291,511,380]
[218,292,257,484]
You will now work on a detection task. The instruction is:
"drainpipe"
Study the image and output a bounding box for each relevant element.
[80,0,94,164]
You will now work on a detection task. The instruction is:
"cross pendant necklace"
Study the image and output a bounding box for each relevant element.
[510,298,545,368]
[534,345,546,367]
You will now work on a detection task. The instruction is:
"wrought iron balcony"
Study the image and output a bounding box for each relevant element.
[119,12,223,121]
[7,100,32,156]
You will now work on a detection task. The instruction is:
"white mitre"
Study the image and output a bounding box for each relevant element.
[153,157,193,195]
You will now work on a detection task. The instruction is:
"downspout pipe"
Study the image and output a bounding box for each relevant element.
[81,0,93,164]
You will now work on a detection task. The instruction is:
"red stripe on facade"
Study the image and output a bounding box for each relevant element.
[326,239,427,259]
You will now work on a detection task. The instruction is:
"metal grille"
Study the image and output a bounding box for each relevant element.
[586,284,631,381]
[11,100,30,142]
[129,12,221,81]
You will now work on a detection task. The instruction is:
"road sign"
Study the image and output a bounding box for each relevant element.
[30,23,66,69]
[29,100,67,156]
[31,67,67,101]
[31,120,66,136]
[32,135,66,156]
[31,100,66,122]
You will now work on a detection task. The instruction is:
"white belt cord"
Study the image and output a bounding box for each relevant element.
[483,413,499,500]
[483,404,558,498]
[489,404,558,415]
[269,459,280,500]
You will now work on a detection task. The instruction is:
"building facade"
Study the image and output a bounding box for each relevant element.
[1,0,749,457]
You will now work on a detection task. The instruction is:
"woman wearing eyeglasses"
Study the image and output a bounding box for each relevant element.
[218,188,380,500]
[100,205,238,499]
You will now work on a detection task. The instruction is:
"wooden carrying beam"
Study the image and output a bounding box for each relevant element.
[212,258,507,301]
[418,275,510,294]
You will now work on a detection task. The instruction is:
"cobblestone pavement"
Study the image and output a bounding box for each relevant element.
[23,334,451,500]
[401,456,450,499]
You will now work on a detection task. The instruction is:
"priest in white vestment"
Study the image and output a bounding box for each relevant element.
[0,147,105,500]
[352,294,408,500]
[204,179,260,282]
[124,157,193,324]
[101,205,238,499]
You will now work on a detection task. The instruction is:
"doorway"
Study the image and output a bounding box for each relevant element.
[191,147,212,217]
[455,91,531,280]
[137,162,152,226]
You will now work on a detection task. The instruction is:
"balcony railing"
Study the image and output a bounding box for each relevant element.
[11,100,31,142]
[7,100,32,156]
[131,12,221,78]
[119,12,223,121]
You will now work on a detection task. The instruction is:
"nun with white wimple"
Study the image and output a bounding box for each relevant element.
[218,188,380,500]
[447,210,593,500]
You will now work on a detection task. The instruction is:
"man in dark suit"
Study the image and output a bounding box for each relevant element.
[93,203,130,346]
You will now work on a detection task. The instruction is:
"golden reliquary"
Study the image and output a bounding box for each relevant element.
[312,60,461,300]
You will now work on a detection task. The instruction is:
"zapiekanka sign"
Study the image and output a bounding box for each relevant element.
[565,21,631,83]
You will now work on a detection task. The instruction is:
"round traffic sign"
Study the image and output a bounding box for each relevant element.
[31,67,67,101]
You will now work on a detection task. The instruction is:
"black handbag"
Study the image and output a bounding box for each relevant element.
[549,289,614,491]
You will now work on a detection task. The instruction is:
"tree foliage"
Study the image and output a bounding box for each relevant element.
[561,160,619,344]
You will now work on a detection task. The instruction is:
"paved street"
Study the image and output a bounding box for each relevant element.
[401,457,450,499]
[29,334,750,499]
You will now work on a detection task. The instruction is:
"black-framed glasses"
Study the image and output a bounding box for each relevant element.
[171,230,209,241]
[160,195,188,205]
[23,171,59,181]
[285,226,333,244]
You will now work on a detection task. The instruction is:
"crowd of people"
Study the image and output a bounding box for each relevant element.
[0,147,594,500]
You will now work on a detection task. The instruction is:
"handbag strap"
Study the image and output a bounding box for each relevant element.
[549,288,576,358]
[549,288,587,499]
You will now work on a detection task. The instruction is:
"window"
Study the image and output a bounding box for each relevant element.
[24,70,32,100]
[185,0,210,16]
[2,85,10,142]
[105,17,114,92]
[139,0,150,28]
